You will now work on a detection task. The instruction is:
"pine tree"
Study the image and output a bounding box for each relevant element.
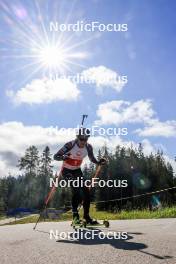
[17,146,39,207]
[18,146,39,175]
[0,179,5,214]
[37,146,53,207]
[1,179,8,211]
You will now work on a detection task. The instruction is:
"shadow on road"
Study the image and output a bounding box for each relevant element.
[56,228,173,261]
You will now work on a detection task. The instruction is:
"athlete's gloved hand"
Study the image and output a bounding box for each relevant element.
[98,158,107,165]
[62,153,71,161]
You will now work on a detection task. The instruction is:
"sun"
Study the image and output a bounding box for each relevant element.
[39,45,66,69]
[0,0,95,85]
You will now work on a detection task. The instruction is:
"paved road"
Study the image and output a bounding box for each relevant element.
[0,219,175,264]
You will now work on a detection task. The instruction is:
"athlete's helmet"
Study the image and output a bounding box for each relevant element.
[77,127,90,141]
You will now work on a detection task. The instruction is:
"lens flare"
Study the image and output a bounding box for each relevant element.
[133,172,151,190]
[151,195,161,208]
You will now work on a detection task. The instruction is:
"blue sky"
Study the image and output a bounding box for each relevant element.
[0,0,176,176]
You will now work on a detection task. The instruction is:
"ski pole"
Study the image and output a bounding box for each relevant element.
[33,168,63,230]
[89,157,108,190]
[89,164,102,190]
[81,114,88,126]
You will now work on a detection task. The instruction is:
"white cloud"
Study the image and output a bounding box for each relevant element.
[0,121,175,177]
[0,122,76,155]
[0,121,76,177]
[6,66,127,105]
[0,159,10,177]
[0,157,19,177]
[82,66,126,93]
[95,99,176,138]
[95,99,155,125]
[6,78,80,105]
[135,120,176,138]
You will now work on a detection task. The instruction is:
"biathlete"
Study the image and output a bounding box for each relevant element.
[54,128,106,224]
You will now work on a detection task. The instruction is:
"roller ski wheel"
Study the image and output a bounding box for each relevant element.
[103,220,110,228]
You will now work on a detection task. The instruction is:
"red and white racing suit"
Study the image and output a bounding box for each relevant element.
[53,139,98,219]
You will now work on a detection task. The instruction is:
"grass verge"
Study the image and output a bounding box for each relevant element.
[0,215,6,220]
[1,205,176,226]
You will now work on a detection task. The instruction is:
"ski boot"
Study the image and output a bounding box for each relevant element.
[84,216,99,225]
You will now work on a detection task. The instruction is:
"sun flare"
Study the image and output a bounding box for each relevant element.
[39,45,66,69]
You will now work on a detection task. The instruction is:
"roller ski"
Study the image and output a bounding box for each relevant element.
[85,219,110,228]
[71,216,110,229]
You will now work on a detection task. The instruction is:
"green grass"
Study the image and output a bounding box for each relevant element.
[81,205,176,220]
[0,215,6,220]
[1,211,73,226]
[119,207,176,219]
[1,205,176,226]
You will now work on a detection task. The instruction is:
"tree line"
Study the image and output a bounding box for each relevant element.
[0,143,175,214]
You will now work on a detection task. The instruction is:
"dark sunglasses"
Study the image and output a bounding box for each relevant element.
[79,137,88,142]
